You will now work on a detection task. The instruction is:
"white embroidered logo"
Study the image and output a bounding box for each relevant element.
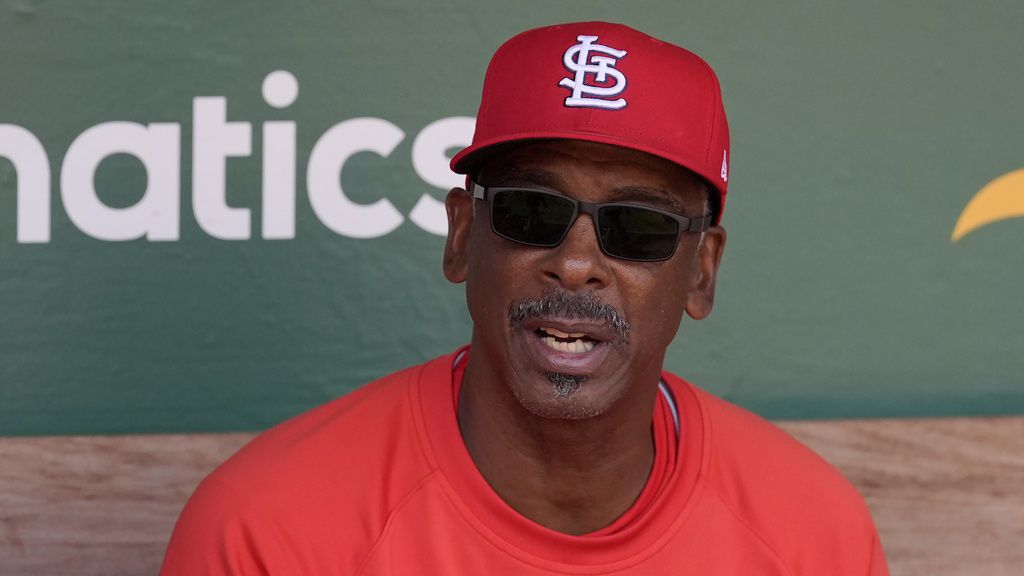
[720,150,729,182]
[559,35,628,110]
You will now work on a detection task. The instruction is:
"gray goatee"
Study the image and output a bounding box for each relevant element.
[547,372,585,397]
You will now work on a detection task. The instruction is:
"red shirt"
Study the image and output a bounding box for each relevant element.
[162,349,889,575]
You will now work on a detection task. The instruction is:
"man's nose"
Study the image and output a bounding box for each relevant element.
[537,213,611,291]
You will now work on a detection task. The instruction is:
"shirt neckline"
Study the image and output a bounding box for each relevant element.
[451,352,675,538]
[414,347,708,570]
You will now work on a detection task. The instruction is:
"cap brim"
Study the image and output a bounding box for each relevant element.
[450,131,724,225]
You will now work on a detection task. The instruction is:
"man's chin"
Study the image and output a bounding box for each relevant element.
[507,372,620,421]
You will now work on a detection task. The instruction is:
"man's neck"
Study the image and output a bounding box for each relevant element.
[456,358,658,535]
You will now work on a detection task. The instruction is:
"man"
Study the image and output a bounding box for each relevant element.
[162,21,889,574]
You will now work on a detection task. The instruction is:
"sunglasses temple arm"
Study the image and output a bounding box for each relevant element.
[687,215,712,232]
[469,182,486,200]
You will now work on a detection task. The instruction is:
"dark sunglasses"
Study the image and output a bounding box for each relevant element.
[470,181,710,262]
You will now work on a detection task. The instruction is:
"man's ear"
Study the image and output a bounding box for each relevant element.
[443,187,474,283]
[684,227,727,320]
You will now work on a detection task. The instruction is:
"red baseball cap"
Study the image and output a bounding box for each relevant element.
[451,21,731,223]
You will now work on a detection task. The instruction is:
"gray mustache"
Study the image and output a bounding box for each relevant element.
[507,291,630,343]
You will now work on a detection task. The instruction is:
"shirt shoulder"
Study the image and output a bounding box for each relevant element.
[161,361,441,576]
[682,381,888,575]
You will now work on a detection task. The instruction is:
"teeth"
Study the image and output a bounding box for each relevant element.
[541,336,595,354]
[540,327,588,339]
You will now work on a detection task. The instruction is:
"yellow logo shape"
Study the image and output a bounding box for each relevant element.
[952,168,1024,242]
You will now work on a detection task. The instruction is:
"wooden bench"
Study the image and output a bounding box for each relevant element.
[2,417,1022,575]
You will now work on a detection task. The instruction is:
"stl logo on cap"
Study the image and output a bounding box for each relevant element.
[558,35,628,110]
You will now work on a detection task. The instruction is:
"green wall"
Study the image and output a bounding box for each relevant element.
[2,0,1022,435]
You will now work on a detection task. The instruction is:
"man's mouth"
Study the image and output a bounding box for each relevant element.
[534,326,597,354]
[507,292,627,376]
[515,318,614,376]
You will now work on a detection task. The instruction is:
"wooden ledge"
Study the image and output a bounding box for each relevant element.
[1,417,1022,575]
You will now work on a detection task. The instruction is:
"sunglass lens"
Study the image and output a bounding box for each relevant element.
[598,206,679,261]
[491,190,575,246]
